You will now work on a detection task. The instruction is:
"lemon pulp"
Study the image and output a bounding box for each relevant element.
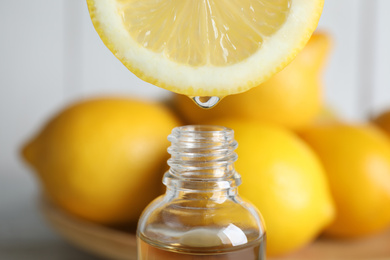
[118,0,291,67]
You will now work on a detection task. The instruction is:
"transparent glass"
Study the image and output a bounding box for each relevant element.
[137,125,266,259]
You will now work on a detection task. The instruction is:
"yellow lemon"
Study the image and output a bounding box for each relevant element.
[300,123,390,237]
[86,0,324,96]
[22,98,181,225]
[173,32,332,129]
[206,119,335,256]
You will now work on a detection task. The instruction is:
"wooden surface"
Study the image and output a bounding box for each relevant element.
[41,199,390,260]
[41,199,137,260]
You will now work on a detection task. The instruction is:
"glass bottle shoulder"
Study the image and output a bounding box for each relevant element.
[137,189,265,251]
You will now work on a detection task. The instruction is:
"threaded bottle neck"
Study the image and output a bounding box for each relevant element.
[164,125,240,191]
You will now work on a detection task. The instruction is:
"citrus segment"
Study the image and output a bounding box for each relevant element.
[87,0,324,96]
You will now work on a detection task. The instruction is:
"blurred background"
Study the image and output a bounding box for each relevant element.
[1,0,390,259]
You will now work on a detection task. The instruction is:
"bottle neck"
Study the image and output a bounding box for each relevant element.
[163,125,241,192]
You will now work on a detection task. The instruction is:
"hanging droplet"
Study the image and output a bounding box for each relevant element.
[192,96,221,109]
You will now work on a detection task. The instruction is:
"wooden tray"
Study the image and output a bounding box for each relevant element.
[41,198,390,260]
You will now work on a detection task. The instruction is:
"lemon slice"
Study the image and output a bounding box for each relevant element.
[87,0,324,96]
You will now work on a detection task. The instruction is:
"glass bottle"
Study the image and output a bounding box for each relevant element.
[137,125,266,260]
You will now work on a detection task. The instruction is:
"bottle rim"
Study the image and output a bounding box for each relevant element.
[165,124,240,191]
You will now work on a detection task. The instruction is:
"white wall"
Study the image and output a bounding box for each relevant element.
[318,0,390,120]
[1,0,390,177]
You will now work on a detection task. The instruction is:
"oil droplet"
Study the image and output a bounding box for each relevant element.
[192,96,221,109]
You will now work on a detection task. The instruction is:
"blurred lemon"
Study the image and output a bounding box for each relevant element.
[207,119,335,256]
[373,110,390,138]
[173,32,332,129]
[300,123,390,237]
[22,98,181,225]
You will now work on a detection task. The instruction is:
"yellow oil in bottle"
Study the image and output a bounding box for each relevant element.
[138,232,265,260]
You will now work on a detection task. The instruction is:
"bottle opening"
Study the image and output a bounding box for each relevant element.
[178,125,231,132]
[169,125,236,146]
